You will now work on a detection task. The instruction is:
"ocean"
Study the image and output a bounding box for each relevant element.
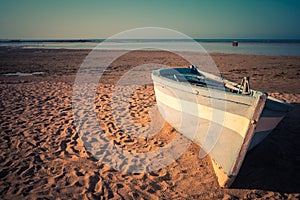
[1,39,300,56]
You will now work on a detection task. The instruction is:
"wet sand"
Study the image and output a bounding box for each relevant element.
[0,48,300,199]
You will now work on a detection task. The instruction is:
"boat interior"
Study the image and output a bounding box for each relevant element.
[158,65,253,96]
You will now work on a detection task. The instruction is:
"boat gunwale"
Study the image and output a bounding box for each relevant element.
[152,69,263,107]
[152,67,294,113]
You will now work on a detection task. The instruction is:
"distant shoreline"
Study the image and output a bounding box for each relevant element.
[1,40,300,56]
[1,38,300,44]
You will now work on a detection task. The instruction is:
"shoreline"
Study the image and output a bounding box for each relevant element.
[2,45,300,55]
[1,40,300,56]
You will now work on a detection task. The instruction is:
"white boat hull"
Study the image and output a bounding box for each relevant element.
[152,67,293,187]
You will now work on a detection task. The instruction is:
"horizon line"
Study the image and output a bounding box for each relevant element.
[1,38,300,43]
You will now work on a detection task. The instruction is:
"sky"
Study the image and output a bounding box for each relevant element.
[0,0,300,39]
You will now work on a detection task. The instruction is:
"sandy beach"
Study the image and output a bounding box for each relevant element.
[0,48,300,199]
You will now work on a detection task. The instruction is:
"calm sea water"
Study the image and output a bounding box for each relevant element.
[1,39,300,56]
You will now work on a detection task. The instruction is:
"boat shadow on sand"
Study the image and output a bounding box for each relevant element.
[232,103,300,193]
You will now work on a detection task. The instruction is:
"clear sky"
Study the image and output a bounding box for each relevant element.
[0,0,299,39]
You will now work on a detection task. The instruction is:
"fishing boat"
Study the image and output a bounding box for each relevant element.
[151,65,294,187]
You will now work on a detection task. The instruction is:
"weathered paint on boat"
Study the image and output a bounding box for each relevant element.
[151,66,293,187]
